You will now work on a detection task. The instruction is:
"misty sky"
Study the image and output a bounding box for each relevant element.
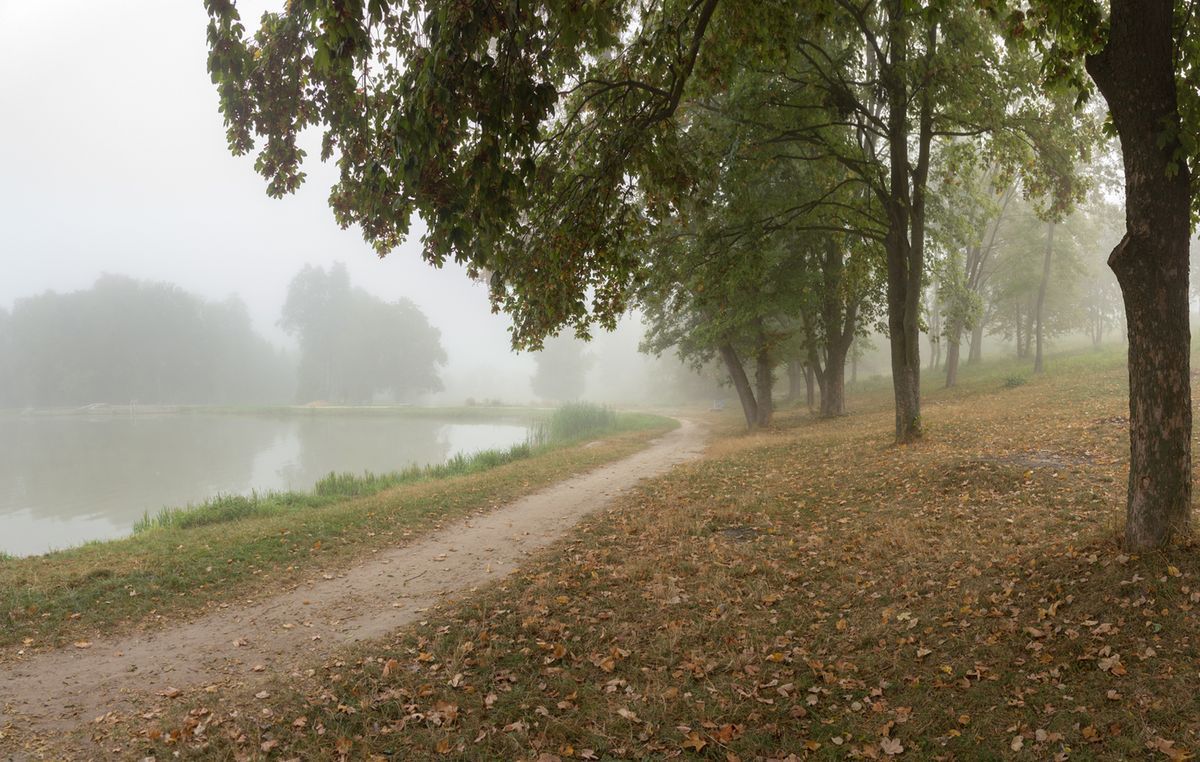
[0,1,563,401]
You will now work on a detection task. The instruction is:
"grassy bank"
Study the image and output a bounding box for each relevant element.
[135,403,630,533]
[0,407,674,654]
[125,344,1200,761]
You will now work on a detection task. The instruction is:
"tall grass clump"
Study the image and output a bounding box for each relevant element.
[134,440,541,533]
[528,402,617,446]
[133,403,661,534]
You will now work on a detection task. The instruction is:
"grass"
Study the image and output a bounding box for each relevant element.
[133,404,635,533]
[112,342,1200,761]
[0,406,675,654]
[528,401,620,446]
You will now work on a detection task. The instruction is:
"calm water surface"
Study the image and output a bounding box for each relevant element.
[0,413,531,557]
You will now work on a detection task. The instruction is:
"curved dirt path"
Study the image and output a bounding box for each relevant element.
[0,419,705,741]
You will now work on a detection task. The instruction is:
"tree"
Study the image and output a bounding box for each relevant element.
[530,335,591,402]
[0,275,292,406]
[281,264,446,403]
[1006,0,1195,548]
[200,1,995,443]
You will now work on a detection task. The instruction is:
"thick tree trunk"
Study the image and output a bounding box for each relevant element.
[882,0,930,443]
[1022,308,1035,359]
[944,321,961,388]
[786,359,803,402]
[851,350,858,384]
[1034,221,1055,374]
[718,342,758,430]
[968,320,983,364]
[817,238,858,418]
[755,343,774,428]
[1086,0,1192,550]
[820,346,848,417]
[1014,302,1025,358]
[803,363,816,410]
[928,298,941,371]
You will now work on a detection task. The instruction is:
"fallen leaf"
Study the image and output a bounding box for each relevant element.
[681,732,707,752]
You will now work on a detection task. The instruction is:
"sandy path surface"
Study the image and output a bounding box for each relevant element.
[0,419,704,741]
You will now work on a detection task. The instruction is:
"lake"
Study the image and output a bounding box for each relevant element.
[0,411,533,557]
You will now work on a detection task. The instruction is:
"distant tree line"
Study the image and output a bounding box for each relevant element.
[281,263,446,403]
[0,266,446,408]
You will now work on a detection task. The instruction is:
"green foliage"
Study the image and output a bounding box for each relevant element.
[527,403,618,446]
[530,336,592,402]
[0,275,292,407]
[1001,0,1200,222]
[282,263,446,403]
[1003,374,1029,388]
[203,0,710,347]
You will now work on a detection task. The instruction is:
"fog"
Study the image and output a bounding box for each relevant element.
[1,1,685,407]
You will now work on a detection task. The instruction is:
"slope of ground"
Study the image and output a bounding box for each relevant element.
[0,421,705,757]
[0,414,672,655]
[105,347,1200,762]
[14,347,1200,761]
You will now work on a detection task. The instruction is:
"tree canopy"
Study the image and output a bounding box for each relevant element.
[281,263,446,403]
[206,0,1200,550]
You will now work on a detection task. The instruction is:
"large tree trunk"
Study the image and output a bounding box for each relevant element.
[820,346,848,417]
[1034,221,1055,374]
[818,239,858,418]
[882,0,930,443]
[944,321,961,388]
[803,363,816,410]
[1022,307,1035,359]
[928,296,941,371]
[786,359,803,402]
[1086,0,1192,550]
[718,342,758,430]
[755,340,774,428]
[968,320,984,364]
[1014,302,1025,358]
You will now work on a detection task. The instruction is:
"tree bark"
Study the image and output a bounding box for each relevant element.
[1022,307,1035,359]
[803,363,816,410]
[754,339,774,428]
[1014,302,1025,358]
[968,320,983,364]
[928,295,941,371]
[806,342,826,412]
[820,347,848,417]
[818,239,857,417]
[718,342,758,430]
[1086,0,1192,550]
[882,0,930,443]
[1033,221,1055,374]
[944,322,961,388]
[786,359,803,402]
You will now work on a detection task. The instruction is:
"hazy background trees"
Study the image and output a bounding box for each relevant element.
[281,263,447,404]
[0,275,292,407]
[0,265,454,408]
[530,335,591,403]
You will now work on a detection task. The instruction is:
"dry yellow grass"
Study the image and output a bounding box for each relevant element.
[47,348,1200,760]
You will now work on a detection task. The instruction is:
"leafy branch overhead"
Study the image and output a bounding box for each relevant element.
[205,0,725,348]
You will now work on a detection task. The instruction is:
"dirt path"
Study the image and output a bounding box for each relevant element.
[0,419,705,742]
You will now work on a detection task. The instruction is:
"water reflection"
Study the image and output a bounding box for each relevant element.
[0,413,530,556]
